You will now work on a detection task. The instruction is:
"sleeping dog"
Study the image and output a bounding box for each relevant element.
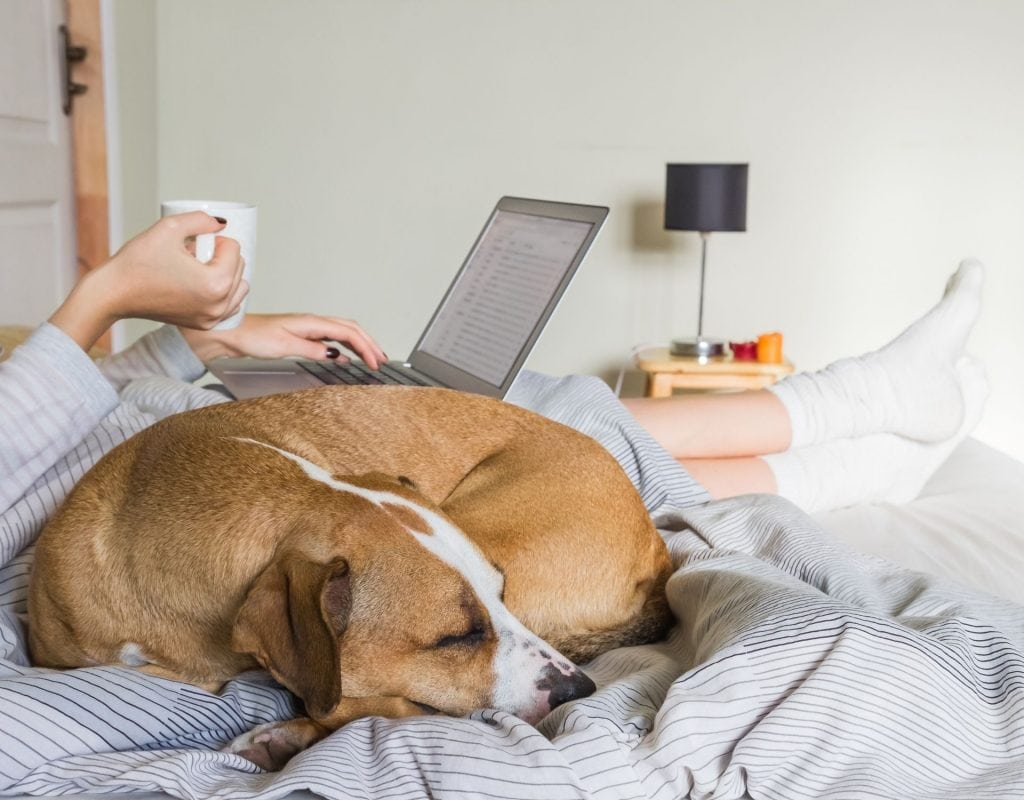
[28,386,674,770]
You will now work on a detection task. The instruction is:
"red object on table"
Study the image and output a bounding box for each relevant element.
[730,341,758,361]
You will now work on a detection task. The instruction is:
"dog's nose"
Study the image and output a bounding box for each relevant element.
[538,663,597,710]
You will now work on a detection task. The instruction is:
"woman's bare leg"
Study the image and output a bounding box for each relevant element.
[621,260,986,506]
[677,456,778,499]
[621,390,792,459]
[630,355,987,505]
[622,391,789,499]
[624,259,982,460]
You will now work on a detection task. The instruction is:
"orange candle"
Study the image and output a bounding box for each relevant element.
[757,332,783,364]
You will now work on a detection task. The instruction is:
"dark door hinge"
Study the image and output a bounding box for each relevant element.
[59,24,88,115]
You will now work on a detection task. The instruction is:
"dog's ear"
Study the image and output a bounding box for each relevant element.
[232,554,352,719]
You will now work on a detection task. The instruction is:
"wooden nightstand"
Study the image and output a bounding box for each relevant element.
[0,325,108,362]
[635,347,794,398]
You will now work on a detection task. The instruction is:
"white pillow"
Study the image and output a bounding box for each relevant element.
[814,438,1024,605]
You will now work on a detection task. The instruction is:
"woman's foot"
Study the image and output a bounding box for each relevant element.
[769,259,984,447]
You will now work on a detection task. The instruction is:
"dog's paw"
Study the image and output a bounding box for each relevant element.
[224,718,325,771]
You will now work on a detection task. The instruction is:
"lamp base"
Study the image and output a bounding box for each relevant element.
[670,337,726,359]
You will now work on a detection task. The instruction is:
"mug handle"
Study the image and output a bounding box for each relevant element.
[195,233,217,264]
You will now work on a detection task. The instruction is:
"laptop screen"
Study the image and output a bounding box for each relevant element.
[415,209,595,387]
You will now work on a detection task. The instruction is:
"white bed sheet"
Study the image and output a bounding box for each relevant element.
[815,437,1024,605]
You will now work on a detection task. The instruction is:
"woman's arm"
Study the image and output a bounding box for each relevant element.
[1,212,244,509]
[98,311,389,392]
[49,211,246,353]
[3,211,388,511]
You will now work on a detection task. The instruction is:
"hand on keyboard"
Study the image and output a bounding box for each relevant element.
[182,313,387,367]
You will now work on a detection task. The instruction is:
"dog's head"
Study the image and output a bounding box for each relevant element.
[229,440,595,726]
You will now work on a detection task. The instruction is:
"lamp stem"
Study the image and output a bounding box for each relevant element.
[696,231,710,340]
[668,229,724,359]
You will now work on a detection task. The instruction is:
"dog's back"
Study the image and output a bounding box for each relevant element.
[30,386,673,673]
[235,386,674,661]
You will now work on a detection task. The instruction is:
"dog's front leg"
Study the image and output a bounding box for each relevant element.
[224,717,328,771]
[226,696,434,771]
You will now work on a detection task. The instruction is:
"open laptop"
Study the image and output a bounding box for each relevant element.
[209,196,609,400]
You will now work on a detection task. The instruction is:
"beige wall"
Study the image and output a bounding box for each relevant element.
[113,0,156,259]
[115,1,1024,459]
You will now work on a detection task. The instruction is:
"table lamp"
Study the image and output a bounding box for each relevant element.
[664,163,748,358]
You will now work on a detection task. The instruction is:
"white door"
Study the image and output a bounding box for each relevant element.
[0,0,76,326]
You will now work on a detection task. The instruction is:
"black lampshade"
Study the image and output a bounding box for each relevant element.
[664,163,748,232]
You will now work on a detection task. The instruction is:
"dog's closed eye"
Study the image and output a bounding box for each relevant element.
[434,626,488,649]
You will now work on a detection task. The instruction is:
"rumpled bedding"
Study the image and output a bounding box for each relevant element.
[3,493,1024,800]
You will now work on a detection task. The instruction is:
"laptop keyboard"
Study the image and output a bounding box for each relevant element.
[298,360,436,387]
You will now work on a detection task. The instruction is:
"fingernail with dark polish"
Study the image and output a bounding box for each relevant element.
[326,347,341,359]
[214,216,227,224]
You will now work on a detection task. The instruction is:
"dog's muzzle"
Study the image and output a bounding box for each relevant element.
[537,663,597,711]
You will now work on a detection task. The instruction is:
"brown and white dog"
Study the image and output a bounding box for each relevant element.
[28,385,674,770]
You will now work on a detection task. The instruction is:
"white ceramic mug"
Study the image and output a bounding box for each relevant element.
[160,200,257,330]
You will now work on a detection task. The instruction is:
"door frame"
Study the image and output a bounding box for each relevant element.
[67,0,116,347]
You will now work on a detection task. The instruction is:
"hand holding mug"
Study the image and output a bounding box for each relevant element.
[160,200,258,330]
[48,212,248,351]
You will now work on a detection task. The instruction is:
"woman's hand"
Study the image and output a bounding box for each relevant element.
[49,213,247,351]
[180,313,387,369]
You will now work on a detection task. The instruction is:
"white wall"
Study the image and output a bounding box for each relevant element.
[113,0,155,243]
[116,1,1024,458]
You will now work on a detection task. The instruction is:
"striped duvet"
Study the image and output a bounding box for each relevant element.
[3,333,1024,799]
[4,492,1024,799]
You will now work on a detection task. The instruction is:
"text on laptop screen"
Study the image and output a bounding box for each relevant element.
[417,210,594,386]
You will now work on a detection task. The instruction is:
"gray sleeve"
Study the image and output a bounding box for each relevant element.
[0,323,119,511]
[98,325,207,391]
